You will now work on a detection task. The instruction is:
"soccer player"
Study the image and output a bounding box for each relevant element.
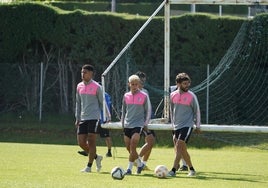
[75,64,103,173]
[78,92,113,157]
[168,73,201,177]
[98,92,113,157]
[121,75,152,175]
[135,71,155,172]
[170,85,189,172]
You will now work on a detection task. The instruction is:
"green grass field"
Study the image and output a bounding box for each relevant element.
[0,143,267,188]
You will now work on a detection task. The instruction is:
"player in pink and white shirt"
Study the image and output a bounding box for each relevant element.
[168,72,201,177]
[121,74,152,175]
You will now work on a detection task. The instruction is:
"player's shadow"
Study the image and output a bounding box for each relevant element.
[109,156,128,159]
[140,171,266,184]
[181,171,266,183]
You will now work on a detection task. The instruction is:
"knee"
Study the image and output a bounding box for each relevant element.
[176,140,185,150]
[146,139,154,148]
[77,139,86,146]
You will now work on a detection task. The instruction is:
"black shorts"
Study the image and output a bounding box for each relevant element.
[141,129,156,138]
[124,127,143,139]
[173,127,193,143]
[97,122,110,138]
[77,120,98,135]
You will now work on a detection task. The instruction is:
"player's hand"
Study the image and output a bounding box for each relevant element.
[143,125,148,132]
[195,127,201,134]
[75,120,80,129]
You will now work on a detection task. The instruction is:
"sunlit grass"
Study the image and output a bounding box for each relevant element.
[0,142,267,188]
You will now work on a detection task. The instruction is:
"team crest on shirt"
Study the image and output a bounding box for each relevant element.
[136,96,145,104]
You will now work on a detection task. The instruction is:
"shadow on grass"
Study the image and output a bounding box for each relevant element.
[139,171,266,184]
[186,171,265,183]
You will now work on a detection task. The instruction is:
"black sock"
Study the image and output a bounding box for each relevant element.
[190,167,195,171]
[108,149,111,153]
[87,163,92,167]
[172,168,176,173]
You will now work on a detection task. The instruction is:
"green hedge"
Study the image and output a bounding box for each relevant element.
[0,3,244,67]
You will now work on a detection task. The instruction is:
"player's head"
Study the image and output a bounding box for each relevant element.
[135,71,146,88]
[128,75,140,93]
[81,64,94,82]
[175,73,191,92]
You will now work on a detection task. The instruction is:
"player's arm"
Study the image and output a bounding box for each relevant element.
[121,96,126,128]
[192,94,201,133]
[75,88,81,128]
[144,94,152,127]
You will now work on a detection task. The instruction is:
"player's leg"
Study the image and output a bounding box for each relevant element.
[168,129,185,176]
[105,136,112,157]
[77,133,88,156]
[98,122,113,157]
[139,131,155,169]
[87,132,97,163]
[172,131,180,171]
[124,127,142,175]
[129,132,140,162]
[88,120,103,172]
[77,121,89,153]
[77,134,89,153]
[100,128,112,157]
[123,131,132,174]
[173,131,188,171]
[130,132,142,174]
[176,140,189,166]
[171,140,183,175]
[177,127,196,176]
[78,121,92,172]
[179,158,189,171]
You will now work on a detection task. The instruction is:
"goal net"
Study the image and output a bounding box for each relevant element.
[101,1,268,133]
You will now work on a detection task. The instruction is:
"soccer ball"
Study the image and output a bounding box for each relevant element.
[154,165,168,178]
[111,166,125,180]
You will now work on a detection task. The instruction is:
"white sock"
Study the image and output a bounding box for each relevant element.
[127,162,133,170]
[182,159,187,166]
[137,157,142,167]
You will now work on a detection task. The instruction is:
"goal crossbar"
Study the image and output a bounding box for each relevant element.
[102,122,268,133]
[169,0,268,5]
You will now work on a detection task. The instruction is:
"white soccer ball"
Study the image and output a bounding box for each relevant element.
[111,166,125,180]
[154,165,169,178]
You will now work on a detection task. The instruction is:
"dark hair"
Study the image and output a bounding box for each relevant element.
[135,71,146,79]
[175,73,191,83]
[82,64,94,72]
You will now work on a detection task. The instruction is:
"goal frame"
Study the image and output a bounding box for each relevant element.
[101,0,268,132]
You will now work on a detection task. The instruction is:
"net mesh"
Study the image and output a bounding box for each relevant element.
[195,16,268,125]
[104,15,268,125]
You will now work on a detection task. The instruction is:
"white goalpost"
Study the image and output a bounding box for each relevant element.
[101,0,268,133]
[102,122,268,133]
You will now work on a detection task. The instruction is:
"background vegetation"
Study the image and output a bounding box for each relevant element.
[0,2,267,126]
